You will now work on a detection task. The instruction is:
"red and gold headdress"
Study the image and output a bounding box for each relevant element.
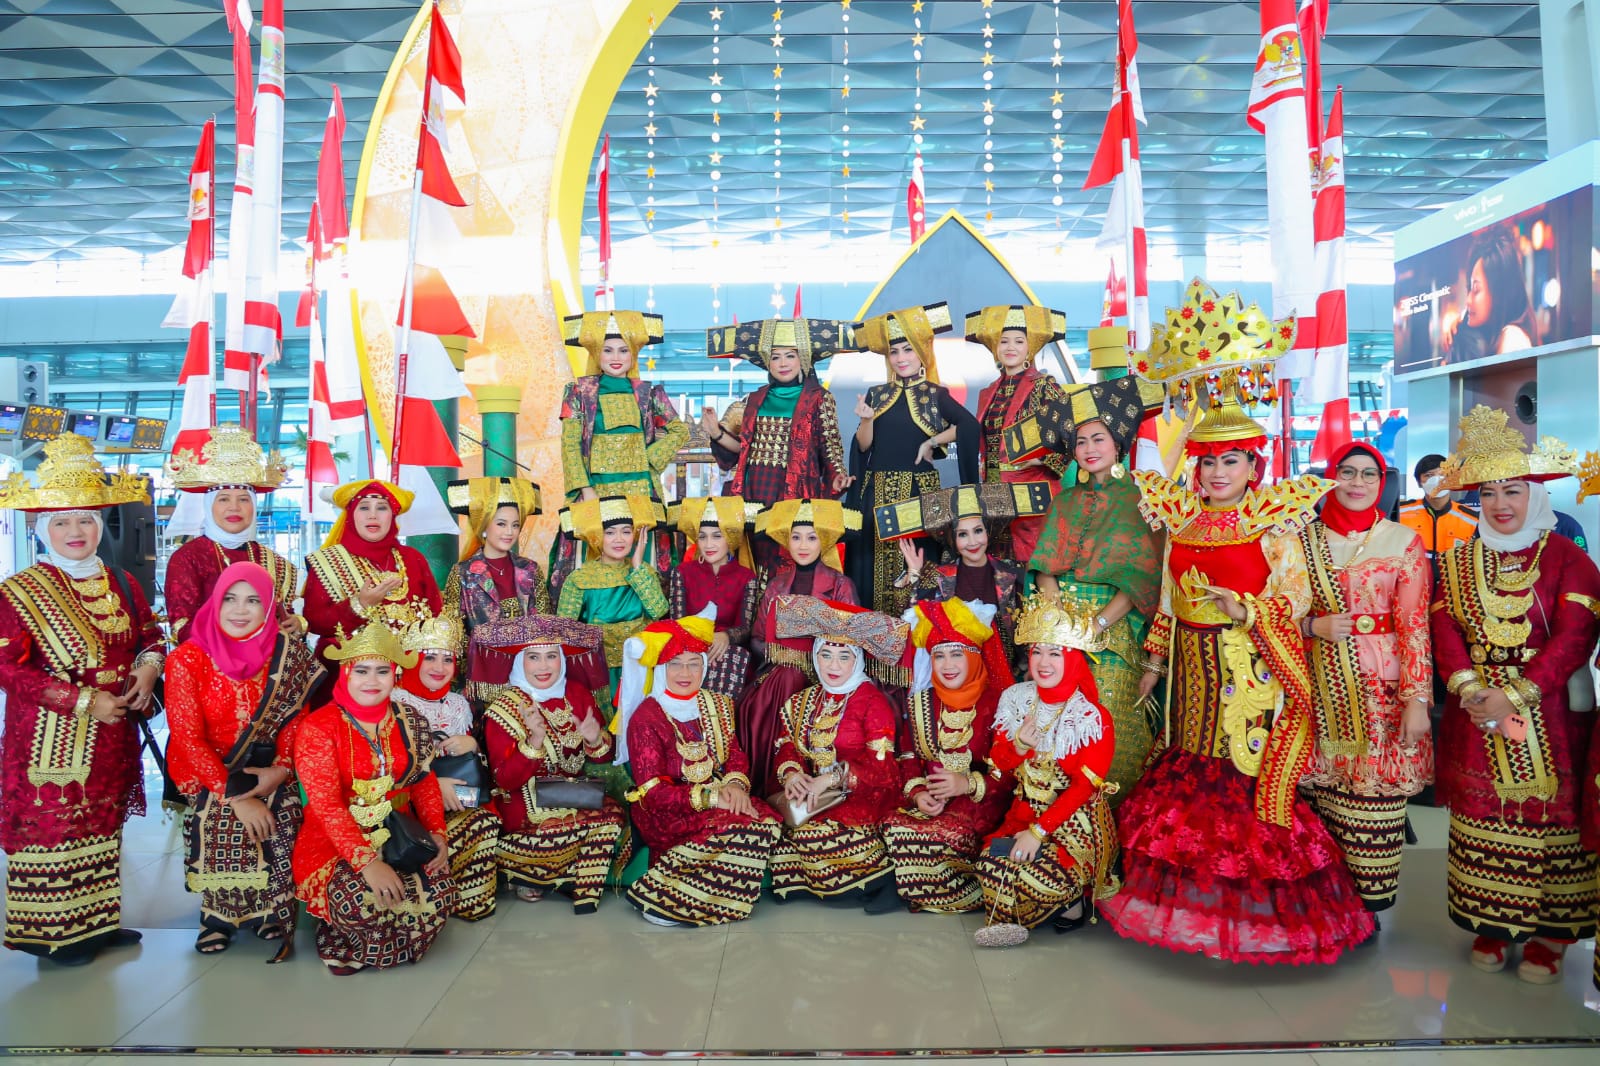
[167,423,288,493]
[1439,405,1578,491]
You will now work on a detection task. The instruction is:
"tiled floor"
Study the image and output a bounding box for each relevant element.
[1,798,1597,1058]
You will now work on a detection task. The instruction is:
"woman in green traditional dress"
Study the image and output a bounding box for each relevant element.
[555,495,670,710]
[552,310,689,596]
[1027,376,1164,801]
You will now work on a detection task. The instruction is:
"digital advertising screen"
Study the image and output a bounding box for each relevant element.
[0,404,24,441]
[104,416,137,446]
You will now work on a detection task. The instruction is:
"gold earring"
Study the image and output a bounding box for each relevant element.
[1110,462,1126,480]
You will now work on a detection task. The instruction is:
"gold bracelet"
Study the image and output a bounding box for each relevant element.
[1503,684,1530,716]
[132,649,165,672]
[1026,822,1050,843]
[1445,669,1481,696]
[901,776,929,798]
[73,687,95,719]
[1511,677,1543,713]
[967,771,986,803]
[1458,683,1486,704]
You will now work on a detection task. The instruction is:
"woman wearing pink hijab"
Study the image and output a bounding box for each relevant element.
[166,562,324,958]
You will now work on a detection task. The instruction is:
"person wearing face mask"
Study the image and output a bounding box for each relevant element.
[1026,377,1165,802]
[849,303,981,611]
[292,622,455,975]
[1430,407,1600,984]
[166,562,323,957]
[667,497,759,697]
[738,500,861,795]
[881,483,1046,663]
[444,476,550,708]
[476,614,627,912]
[973,595,1120,940]
[770,596,908,909]
[704,319,860,569]
[555,495,670,708]
[1397,452,1479,579]
[0,435,165,966]
[882,599,1014,914]
[390,610,500,923]
[966,305,1071,562]
[1300,442,1434,924]
[552,311,688,595]
[165,424,300,645]
[618,614,782,927]
[302,479,444,698]
[1099,282,1375,965]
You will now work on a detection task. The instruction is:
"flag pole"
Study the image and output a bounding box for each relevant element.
[207,113,219,429]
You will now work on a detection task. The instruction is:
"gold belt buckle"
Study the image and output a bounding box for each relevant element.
[1354,615,1376,635]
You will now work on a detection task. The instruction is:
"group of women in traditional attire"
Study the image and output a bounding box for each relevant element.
[4,282,1600,994]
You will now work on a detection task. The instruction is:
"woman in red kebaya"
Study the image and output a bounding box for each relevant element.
[668,497,759,697]
[292,623,455,975]
[770,597,906,910]
[974,595,1120,937]
[166,562,322,957]
[882,598,1013,913]
[478,613,628,913]
[620,615,782,926]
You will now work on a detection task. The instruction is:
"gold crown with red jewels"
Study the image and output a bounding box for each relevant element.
[1132,278,1296,411]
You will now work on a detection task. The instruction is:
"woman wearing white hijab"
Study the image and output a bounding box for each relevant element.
[619,612,782,927]
[165,424,299,643]
[476,613,628,912]
[0,435,165,964]
[1431,406,1600,985]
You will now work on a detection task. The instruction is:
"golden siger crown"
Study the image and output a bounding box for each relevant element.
[325,621,418,667]
[167,423,288,492]
[1577,450,1600,503]
[402,610,465,656]
[1133,278,1295,411]
[1013,592,1109,654]
[0,433,149,512]
[1438,405,1579,490]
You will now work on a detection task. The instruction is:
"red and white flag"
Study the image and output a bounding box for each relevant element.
[906,153,926,243]
[299,210,340,519]
[393,1,470,537]
[1084,0,1149,349]
[594,134,613,310]
[1306,88,1348,408]
[240,0,286,405]
[162,119,217,461]
[1100,259,1125,326]
[309,88,366,436]
[221,0,256,398]
[793,284,803,318]
[1298,0,1328,150]
[1247,0,1317,381]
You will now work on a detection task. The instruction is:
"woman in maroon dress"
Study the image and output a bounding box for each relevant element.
[620,616,782,926]
[882,598,1013,913]
[1431,407,1600,984]
[0,435,164,965]
[165,423,299,643]
[737,499,860,793]
[302,479,443,693]
[668,497,759,697]
[770,596,907,909]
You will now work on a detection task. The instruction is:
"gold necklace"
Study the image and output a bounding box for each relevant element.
[668,718,714,784]
[801,694,847,770]
[69,563,130,636]
[936,706,976,775]
[1329,522,1381,573]
[1493,536,1547,592]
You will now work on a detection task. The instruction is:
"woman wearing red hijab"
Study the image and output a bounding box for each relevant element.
[882,598,1013,913]
[1300,442,1434,922]
[302,479,444,694]
[292,623,455,975]
[166,562,324,957]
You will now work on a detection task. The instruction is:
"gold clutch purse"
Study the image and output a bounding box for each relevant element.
[765,784,847,828]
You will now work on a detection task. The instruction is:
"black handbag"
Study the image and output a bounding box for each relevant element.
[431,750,487,808]
[531,777,605,811]
[382,809,440,873]
[226,740,281,798]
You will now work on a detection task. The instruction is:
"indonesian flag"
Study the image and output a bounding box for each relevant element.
[1308,396,1352,468]
[300,211,340,520]
[1306,88,1349,406]
[1298,0,1328,150]
[1084,0,1149,349]
[308,88,365,436]
[162,119,217,461]
[1101,259,1125,326]
[221,0,256,394]
[907,153,926,243]
[1247,0,1318,381]
[594,134,613,310]
[241,0,286,388]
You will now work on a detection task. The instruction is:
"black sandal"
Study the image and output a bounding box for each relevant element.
[195,928,233,955]
[1052,897,1090,934]
[256,923,286,942]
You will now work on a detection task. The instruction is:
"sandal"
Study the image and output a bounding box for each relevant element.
[1516,938,1568,985]
[1470,935,1508,973]
[515,886,544,903]
[327,963,362,977]
[256,923,286,942]
[195,928,233,955]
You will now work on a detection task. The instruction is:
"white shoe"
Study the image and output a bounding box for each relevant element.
[641,910,683,927]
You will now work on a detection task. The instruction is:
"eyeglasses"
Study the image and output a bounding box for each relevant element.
[1335,466,1382,484]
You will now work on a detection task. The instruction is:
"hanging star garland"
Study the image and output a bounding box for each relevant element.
[1048,0,1067,236]
[708,5,724,319]
[840,0,853,234]
[980,0,996,221]
[643,15,658,315]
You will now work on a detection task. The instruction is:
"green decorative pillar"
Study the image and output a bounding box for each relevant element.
[411,336,470,588]
[1087,326,1129,382]
[472,384,523,478]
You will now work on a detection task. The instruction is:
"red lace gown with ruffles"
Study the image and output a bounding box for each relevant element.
[1099,503,1375,965]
